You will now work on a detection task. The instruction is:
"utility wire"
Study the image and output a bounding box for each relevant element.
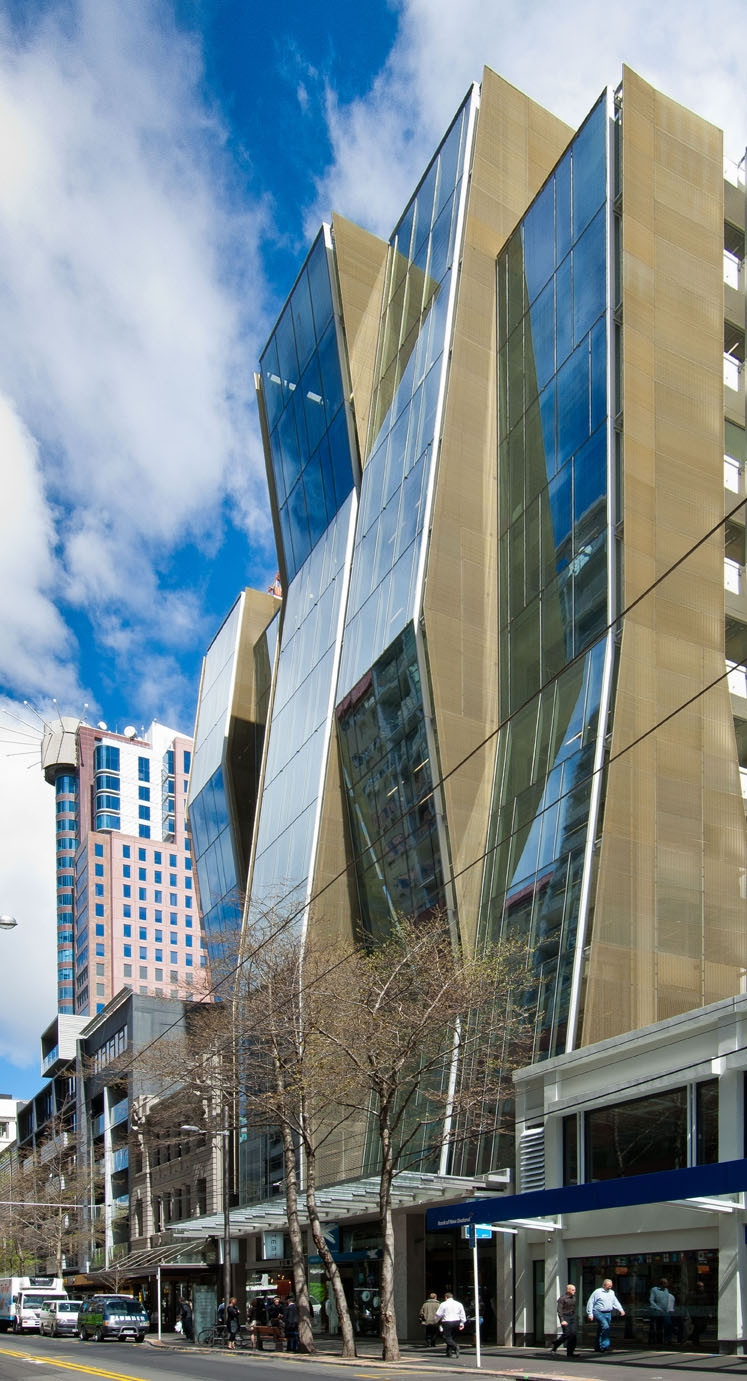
[29,494,747,1111]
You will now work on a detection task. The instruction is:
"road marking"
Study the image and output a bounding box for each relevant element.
[0,1346,147,1380]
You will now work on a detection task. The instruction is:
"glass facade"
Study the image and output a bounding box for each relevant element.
[259,231,355,585]
[189,599,244,947]
[337,93,474,701]
[249,495,354,912]
[478,94,612,1060]
[337,623,444,941]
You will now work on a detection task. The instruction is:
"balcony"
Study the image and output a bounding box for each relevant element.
[112,1146,129,1173]
[110,1098,129,1129]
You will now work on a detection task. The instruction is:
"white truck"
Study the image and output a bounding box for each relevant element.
[0,1276,67,1333]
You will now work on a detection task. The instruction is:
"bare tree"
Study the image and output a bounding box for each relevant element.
[0,1093,103,1277]
[311,913,530,1361]
[238,924,361,1357]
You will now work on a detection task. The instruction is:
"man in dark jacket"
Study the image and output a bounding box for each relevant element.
[283,1296,300,1352]
[550,1284,578,1356]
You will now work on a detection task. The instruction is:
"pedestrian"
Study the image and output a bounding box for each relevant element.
[586,1278,625,1353]
[435,1290,467,1358]
[226,1296,241,1350]
[549,1283,577,1356]
[419,1291,440,1348]
[649,1278,675,1346]
[267,1295,285,1348]
[284,1295,300,1352]
[217,1297,226,1327]
[179,1296,194,1342]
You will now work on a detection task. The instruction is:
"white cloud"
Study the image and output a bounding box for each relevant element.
[0,395,82,701]
[0,709,57,1079]
[0,0,274,705]
[308,0,747,238]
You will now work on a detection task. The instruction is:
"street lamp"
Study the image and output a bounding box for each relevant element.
[182,1124,231,1310]
[0,915,18,931]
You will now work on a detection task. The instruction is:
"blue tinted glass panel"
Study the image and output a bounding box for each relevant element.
[573,207,606,344]
[291,269,316,373]
[274,304,299,402]
[590,318,607,433]
[555,256,572,369]
[317,320,345,423]
[301,353,326,453]
[523,179,555,304]
[486,92,611,1068]
[434,108,463,219]
[557,341,589,468]
[555,151,572,265]
[259,231,355,582]
[307,236,333,336]
[572,100,606,239]
[528,279,555,390]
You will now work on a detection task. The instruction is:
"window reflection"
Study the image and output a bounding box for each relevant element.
[337,624,444,941]
[259,233,355,583]
[483,95,611,1066]
[337,98,472,701]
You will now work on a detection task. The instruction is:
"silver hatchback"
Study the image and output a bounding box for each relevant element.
[39,1300,83,1337]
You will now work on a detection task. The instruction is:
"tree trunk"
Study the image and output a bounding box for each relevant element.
[304,1138,357,1358]
[378,1099,399,1361]
[276,1097,315,1352]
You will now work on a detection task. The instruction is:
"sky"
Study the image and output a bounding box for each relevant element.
[0,0,745,1102]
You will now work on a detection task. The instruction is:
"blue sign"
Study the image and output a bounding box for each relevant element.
[462,1224,492,1243]
[426,1159,747,1233]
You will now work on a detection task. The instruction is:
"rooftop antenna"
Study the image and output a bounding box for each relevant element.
[22,699,45,725]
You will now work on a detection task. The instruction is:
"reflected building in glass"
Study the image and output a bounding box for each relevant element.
[237,65,746,1189]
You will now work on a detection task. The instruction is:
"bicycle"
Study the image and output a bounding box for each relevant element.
[197,1323,229,1347]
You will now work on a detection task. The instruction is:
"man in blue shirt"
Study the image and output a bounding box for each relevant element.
[586,1279,625,1353]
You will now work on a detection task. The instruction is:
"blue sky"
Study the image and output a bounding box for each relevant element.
[0,0,745,1100]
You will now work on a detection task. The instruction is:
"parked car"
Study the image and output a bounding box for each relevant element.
[77,1295,149,1342]
[39,1299,83,1337]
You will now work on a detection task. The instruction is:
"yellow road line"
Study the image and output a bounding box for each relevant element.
[0,1344,147,1380]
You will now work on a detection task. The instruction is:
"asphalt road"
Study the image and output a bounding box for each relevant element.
[1,1333,746,1381]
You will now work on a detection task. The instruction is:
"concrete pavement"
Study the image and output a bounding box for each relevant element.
[148,1332,747,1380]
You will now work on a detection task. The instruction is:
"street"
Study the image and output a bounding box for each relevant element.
[0,1333,747,1381]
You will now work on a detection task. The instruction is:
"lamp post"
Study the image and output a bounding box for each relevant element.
[0,915,18,931]
[182,1124,231,1310]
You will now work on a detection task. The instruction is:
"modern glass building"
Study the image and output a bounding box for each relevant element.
[184,62,746,1339]
[251,63,746,1085]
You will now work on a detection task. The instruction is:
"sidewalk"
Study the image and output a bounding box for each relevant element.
[147,1332,747,1377]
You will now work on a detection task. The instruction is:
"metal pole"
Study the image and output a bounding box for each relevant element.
[157,1265,162,1342]
[472,1233,481,1369]
[222,1127,231,1310]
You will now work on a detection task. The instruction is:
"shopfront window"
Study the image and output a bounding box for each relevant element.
[570,1248,717,1349]
[695,1080,718,1164]
[585,1087,687,1180]
[563,1114,578,1184]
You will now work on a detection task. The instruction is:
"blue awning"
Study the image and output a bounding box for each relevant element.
[426,1158,747,1231]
